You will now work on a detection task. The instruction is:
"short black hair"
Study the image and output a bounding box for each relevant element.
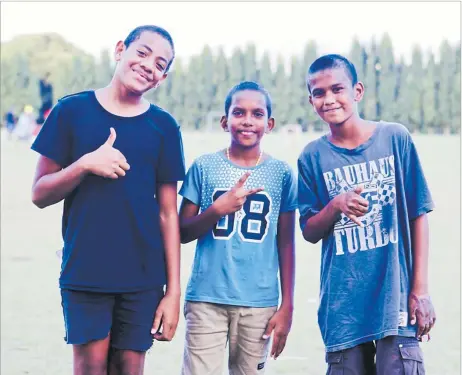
[124,25,175,72]
[307,54,358,93]
[224,81,272,118]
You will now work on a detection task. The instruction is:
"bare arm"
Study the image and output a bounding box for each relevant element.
[261,211,296,359]
[277,211,296,310]
[411,214,430,294]
[302,199,341,244]
[157,182,181,296]
[179,171,263,244]
[32,155,88,209]
[303,187,369,244]
[151,182,182,342]
[179,199,223,244]
[408,213,436,340]
[32,127,129,209]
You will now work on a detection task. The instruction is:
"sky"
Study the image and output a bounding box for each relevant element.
[1,1,460,64]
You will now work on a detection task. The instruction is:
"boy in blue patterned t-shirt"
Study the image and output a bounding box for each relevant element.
[179,81,297,375]
[298,54,436,374]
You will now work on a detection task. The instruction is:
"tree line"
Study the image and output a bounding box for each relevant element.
[1,33,460,133]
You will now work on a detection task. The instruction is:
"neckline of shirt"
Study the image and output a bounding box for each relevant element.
[321,121,384,155]
[217,150,272,170]
[90,90,153,120]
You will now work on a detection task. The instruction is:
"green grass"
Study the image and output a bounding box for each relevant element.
[1,131,460,374]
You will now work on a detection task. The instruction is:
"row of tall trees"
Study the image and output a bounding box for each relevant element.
[1,33,460,133]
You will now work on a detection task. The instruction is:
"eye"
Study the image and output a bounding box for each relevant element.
[156,63,165,71]
[312,90,323,98]
[333,87,343,93]
[254,112,264,118]
[137,50,147,57]
[232,110,243,116]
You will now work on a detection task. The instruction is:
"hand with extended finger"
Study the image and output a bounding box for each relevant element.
[81,127,130,179]
[333,186,369,227]
[213,171,264,216]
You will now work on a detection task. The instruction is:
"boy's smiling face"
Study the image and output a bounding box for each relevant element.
[114,31,173,95]
[221,90,274,149]
[308,67,364,126]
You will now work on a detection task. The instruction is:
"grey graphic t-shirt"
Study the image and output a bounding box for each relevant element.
[297,122,434,352]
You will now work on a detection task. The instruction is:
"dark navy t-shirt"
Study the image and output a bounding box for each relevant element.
[31,91,185,292]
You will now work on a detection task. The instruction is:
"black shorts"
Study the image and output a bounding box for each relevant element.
[61,287,164,352]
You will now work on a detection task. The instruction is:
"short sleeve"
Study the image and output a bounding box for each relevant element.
[297,154,323,231]
[156,118,186,183]
[280,167,298,212]
[30,100,72,167]
[402,134,434,220]
[179,161,202,206]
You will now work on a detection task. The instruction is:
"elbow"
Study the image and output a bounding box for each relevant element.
[31,191,47,209]
[180,230,192,244]
[303,233,321,244]
[302,225,321,244]
[179,225,188,244]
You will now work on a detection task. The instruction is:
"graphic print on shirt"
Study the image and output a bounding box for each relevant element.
[323,155,398,255]
[212,189,272,243]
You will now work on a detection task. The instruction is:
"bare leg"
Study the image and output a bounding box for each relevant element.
[73,335,111,375]
[108,348,147,375]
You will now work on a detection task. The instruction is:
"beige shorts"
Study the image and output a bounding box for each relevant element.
[181,301,278,375]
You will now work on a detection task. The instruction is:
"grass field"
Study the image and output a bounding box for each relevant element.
[1,131,460,375]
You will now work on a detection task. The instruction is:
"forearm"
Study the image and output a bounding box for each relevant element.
[277,212,296,310]
[160,210,181,296]
[278,243,295,310]
[180,204,223,243]
[303,199,340,243]
[32,158,88,208]
[410,214,429,294]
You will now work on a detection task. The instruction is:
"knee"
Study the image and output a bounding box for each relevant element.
[109,348,146,375]
[75,358,107,375]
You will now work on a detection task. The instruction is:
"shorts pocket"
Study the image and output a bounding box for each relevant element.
[183,301,191,318]
[325,352,343,375]
[399,346,425,375]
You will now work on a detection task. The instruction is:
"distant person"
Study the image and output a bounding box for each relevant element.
[37,72,53,126]
[297,54,436,374]
[15,105,35,141]
[179,81,297,375]
[31,25,185,375]
[4,108,16,139]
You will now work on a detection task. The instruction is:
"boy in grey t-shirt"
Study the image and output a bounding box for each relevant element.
[297,54,436,374]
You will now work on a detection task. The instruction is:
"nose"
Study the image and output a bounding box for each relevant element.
[242,114,253,126]
[139,59,153,74]
[324,91,336,106]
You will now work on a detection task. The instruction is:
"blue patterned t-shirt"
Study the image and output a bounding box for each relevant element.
[297,122,435,352]
[179,151,297,307]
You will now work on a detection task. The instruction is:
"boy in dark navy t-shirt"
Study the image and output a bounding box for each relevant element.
[31,25,185,374]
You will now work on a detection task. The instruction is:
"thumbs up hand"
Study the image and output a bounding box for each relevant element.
[81,127,130,179]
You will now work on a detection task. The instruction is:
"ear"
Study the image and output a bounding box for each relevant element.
[158,72,169,86]
[266,117,275,133]
[151,72,169,90]
[354,81,365,102]
[220,116,229,132]
[114,41,125,62]
[308,95,314,106]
